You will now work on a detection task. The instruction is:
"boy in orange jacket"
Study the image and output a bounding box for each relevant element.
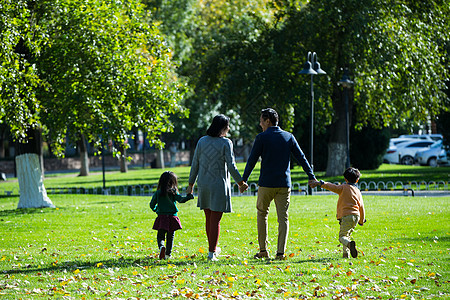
[312,167,365,258]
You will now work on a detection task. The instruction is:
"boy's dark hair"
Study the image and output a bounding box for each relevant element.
[261,108,279,126]
[206,114,230,137]
[343,167,360,183]
[158,171,178,196]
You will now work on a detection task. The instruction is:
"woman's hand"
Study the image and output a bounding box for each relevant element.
[186,184,194,194]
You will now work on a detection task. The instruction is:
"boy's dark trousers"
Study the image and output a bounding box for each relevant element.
[157,229,175,255]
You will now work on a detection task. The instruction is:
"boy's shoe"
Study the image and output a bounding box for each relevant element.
[349,241,358,258]
[275,253,286,260]
[254,251,269,259]
[159,246,166,260]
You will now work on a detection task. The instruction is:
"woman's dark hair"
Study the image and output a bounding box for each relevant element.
[343,167,361,184]
[261,108,279,126]
[206,114,230,137]
[158,171,178,196]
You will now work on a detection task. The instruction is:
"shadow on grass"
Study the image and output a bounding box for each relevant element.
[394,236,450,243]
[3,255,340,275]
[0,206,58,216]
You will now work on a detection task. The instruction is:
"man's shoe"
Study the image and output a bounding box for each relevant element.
[343,252,349,259]
[254,251,269,259]
[159,246,166,260]
[349,241,358,258]
[275,253,286,260]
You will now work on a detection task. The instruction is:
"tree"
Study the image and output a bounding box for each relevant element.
[193,0,449,175]
[143,0,278,150]
[0,0,187,208]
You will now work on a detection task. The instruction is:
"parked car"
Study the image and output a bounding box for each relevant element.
[399,134,443,141]
[388,138,417,148]
[383,140,434,165]
[383,138,417,164]
[437,147,449,166]
[414,140,443,167]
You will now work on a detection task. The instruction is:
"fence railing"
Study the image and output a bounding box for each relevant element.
[1,180,448,197]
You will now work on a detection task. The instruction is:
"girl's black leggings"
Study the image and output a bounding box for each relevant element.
[157,229,175,255]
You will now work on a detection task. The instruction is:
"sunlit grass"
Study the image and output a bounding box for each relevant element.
[1,193,448,299]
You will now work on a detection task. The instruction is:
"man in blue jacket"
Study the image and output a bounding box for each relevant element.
[242,108,317,260]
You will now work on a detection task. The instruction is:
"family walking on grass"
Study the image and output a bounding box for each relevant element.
[150,108,365,261]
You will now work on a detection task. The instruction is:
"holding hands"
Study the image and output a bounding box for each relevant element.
[308,179,321,188]
[239,181,249,193]
[186,184,193,195]
[187,182,249,194]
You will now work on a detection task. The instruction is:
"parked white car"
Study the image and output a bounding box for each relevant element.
[399,134,443,141]
[414,140,443,167]
[383,140,434,165]
[383,138,418,164]
[437,148,449,166]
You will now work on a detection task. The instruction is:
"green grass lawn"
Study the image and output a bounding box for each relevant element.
[1,193,448,299]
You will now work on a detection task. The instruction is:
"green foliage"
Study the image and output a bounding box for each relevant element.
[143,0,279,141]
[0,0,44,141]
[0,194,448,298]
[0,0,187,156]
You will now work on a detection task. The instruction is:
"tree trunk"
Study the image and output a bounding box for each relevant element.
[78,134,90,176]
[119,144,128,173]
[325,87,353,177]
[0,125,6,158]
[16,128,54,208]
[155,148,165,169]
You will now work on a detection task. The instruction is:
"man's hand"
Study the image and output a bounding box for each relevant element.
[308,179,320,188]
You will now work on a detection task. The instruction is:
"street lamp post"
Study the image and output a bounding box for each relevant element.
[299,52,326,194]
[338,69,354,169]
[101,138,106,192]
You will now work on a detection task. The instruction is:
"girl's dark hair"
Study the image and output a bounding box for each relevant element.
[158,171,178,196]
[261,108,279,126]
[343,167,361,184]
[206,114,230,137]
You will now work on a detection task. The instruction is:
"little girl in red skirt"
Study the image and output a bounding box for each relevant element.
[150,171,194,259]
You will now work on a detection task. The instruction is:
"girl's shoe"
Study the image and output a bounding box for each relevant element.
[159,246,166,260]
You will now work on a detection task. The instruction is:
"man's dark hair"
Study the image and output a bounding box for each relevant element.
[261,108,278,126]
[206,114,230,137]
[343,167,360,184]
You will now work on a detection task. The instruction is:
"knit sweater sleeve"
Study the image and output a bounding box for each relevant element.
[175,193,194,203]
[242,135,262,182]
[358,196,365,224]
[188,138,201,184]
[149,192,158,212]
[321,182,343,194]
[224,138,243,183]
